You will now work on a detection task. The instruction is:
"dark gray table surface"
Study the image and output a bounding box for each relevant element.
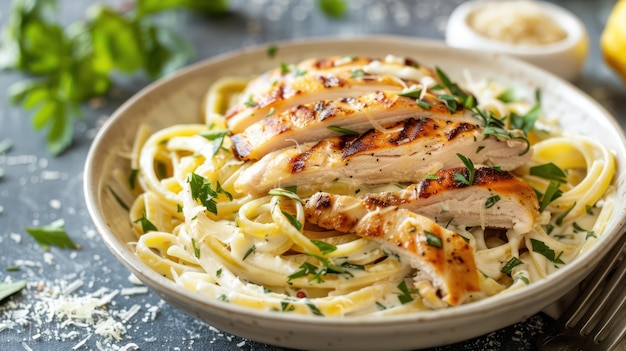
[1,0,625,350]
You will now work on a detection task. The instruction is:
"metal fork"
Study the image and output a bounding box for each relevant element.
[538,232,626,351]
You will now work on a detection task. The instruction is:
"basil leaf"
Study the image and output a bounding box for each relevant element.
[318,0,347,18]
[397,280,414,304]
[25,219,78,250]
[501,257,523,275]
[531,239,565,264]
[0,281,27,302]
[282,211,303,231]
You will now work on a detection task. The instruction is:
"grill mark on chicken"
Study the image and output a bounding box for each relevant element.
[365,167,539,233]
[304,192,481,306]
[234,117,531,195]
[225,56,440,134]
[230,91,477,160]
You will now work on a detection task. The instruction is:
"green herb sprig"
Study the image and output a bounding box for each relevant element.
[25,219,78,250]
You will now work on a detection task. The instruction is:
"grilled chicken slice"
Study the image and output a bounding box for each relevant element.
[231,90,476,160]
[225,56,440,134]
[305,192,481,307]
[234,118,531,194]
[365,167,539,233]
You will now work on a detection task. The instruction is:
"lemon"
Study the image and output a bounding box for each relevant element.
[601,0,626,82]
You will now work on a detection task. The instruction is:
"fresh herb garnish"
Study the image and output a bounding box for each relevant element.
[25,219,78,250]
[530,163,567,183]
[134,214,158,233]
[268,187,301,202]
[216,268,222,277]
[424,231,442,248]
[281,301,295,312]
[398,88,422,99]
[288,262,320,282]
[424,173,440,180]
[435,66,469,101]
[415,99,431,110]
[311,240,337,255]
[537,181,563,213]
[266,44,278,58]
[5,266,20,272]
[351,69,365,78]
[438,94,458,114]
[453,153,475,185]
[198,130,228,157]
[307,303,324,316]
[281,211,302,231]
[107,186,129,211]
[0,280,27,302]
[531,239,565,264]
[191,238,200,258]
[187,172,220,215]
[496,87,522,103]
[266,107,276,117]
[501,257,523,275]
[129,169,139,189]
[327,125,359,135]
[280,62,290,74]
[242,245,256,261]
[555,202,576,226]
[318,0,347,17]
[485,195,501,209]
[397,280,414,304]
[244,96,256,107]
[585,205,594,215]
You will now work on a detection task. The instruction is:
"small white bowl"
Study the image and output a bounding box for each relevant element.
[446,0,589,81]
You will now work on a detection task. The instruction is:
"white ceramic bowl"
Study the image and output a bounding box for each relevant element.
[446,0,589,81]
[84,36,626,351]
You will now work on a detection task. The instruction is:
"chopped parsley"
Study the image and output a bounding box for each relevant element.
[398,88,422,98]
[424,231,442,248]
[198,130,228,157]
[501,257,523,275]
[555,202,576,226]
[351,69,365,78]
[530,163,567,183]
[415,99,431,110]
[424,173,440,180]
[438,94,458,114]
[453,153,475,186]
[397,280,414,304]
[485,195,501,209]
[191,238,200,258]
[268,187,301,202]
[530,239,565,264]
[307,303,324,316]
[242,245,256,261]
[187,172,224,215]
[266,44,277,58]
[327,125,359,135]
[311,240,337,255]
[281,211,303,231]
[134,215,158,233]
[537,181,563,213]
[25,219,78,250]
[129,168,139,189]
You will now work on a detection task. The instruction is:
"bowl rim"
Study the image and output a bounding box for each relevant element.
[446,0,588,56]
[84,34,626,330]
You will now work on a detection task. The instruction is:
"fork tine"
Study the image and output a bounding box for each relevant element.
[564,235,626,329]
[579,253,626,337]
[593,258,626,342]
[601,306,626,350]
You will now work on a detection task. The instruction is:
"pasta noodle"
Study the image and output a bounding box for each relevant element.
[115,57,617,317]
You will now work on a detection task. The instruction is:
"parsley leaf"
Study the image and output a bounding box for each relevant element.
[198,130,228,157]
[454,153,475,186]
[0,280,27,302]
[501,257,523,275]
[25,219,78,250]
[311,240,337,255]
[485,195,501,209]
[530,163,567,183]
[134,214,158,233]
[397,280,414,304]
[537,181,563,213]
[531,239,565,264]
[327,125,359,135]
[424,231,442,248]
[191,238,200,258]
[398,88,422,98]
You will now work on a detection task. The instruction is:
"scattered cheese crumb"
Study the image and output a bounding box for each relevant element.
[49,199,62,209]
[120,287,148,296]
[43,252,54,266]
[10,233,21,244]
[21,342,34,351]
[127,274,143,286]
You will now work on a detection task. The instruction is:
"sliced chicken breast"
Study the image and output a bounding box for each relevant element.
[305,192,481,307]
[234,118,531,195]
[231,90,477,160]
[225,56,441,134]
[365,167,539,233]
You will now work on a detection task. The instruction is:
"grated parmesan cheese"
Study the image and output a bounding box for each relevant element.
[468,1,567,45]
